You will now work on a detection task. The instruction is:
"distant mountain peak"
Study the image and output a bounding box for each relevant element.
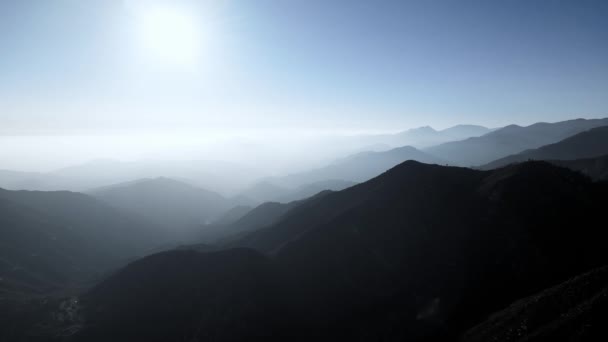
[412,125,437,132]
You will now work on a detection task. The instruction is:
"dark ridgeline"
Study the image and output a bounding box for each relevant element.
[198,190,334,243]
[70,161,608,341]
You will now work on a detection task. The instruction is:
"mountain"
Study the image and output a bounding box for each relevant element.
[238,181,290,203]
[425,118,608,166]
[276,145,445,187]
[276,179,356,203]
[482,125,608,169]
[0,188,168,291]
[58,159,266,194]
[552,155,608,181]
[0,169,66,191]
[199,191,333,243]
[353,124,493,149]
[213,205,253,225]
[90,177,233,235]
[0,159,264,195]
[235,161,608,339]
[240,179,356,203]
[440,124,494,139]
[76,249,301,342]
[464,265,608,342]
[72,161,608,341]
[393,124,492,147]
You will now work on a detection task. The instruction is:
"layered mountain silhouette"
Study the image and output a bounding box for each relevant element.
[213,205,253,225]
[275,145,445,187]
[425,118,608,166]
[0,188,168,292]
[239,179,356,203]
[346,124,493,149]
[276,179,356,203]
[72,161,608,341]
[89,177,233,235]
[238,181,290,203]
[390,124,492,147]
[552,155,608,181]
[0,159,263,195]
[199,191,333,243]
[482,125,608,169]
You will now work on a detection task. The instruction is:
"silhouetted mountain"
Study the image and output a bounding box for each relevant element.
[464,265,608,342]
[441,124,494,139]
[482,126,608,169]
[73,161,608,341]
[240,179,357,203]
[238,181,290,203]
[234,161,608,339]
[76,249,301,342]
[90,177,233,235]
[425,118,608,166]
[199,192,333,242]
[276,145,445,187]
[394,125,493,147]
[276,179,356,203]
[552,155,608,181]
[353,124,493,149]
[0,159,264,194]
[213,205,253,225]
[0,188,168,291]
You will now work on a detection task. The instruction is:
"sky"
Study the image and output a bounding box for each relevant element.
[0,0,607,170]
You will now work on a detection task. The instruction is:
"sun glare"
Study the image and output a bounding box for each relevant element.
[136,6,203,66]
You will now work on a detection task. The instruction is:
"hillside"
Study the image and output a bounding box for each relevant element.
[0,188,168,291]
[482,126,608,169]
[200,191,333,243]
[552,155,608,181]
[76,249,301,342]
[464,265,608,342]
[90,177,233,234]
[73,161,608,341]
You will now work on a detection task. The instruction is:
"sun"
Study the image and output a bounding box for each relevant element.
[135,6,203,66]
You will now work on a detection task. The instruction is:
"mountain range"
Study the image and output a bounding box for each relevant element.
[2,117,608,341]
[425,118,608,166]
[89,177,235,235]
[481,125,608,169]
[274,145,444,188]
[68,161,608,341]
[0,188,168,292]
[362,124,493,148]
[239,179,356,203]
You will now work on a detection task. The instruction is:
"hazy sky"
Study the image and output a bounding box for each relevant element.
[1,0,607,170]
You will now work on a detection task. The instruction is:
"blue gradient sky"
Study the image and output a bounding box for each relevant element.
[1,0,607,136]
